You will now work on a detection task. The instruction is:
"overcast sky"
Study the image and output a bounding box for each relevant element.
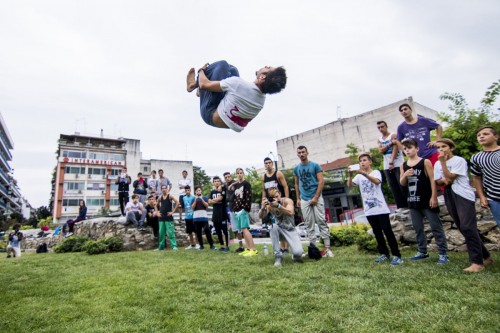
[1,0,499,208]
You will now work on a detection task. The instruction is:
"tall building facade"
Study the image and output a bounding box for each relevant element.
[0,113,27,217]
[52,132,192,223]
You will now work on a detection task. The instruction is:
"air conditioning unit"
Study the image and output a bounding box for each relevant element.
[115,191,118,194]
[75,174,79,179]
[88,174,92,178]
[101,191,105,194]
[102,175,107,179]
[78,190,82,194]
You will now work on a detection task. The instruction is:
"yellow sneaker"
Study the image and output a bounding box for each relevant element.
[238,249,250,256]
[242,249,258,257]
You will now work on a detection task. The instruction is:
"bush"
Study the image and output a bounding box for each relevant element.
[53,236,90,253]
[329,224,369,247]
[356,233,378,253]
[83,240,108,255]
[103,236,124,252]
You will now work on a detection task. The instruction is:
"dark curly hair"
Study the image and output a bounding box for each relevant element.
[260,67,287,94]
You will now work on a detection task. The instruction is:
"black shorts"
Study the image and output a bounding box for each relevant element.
[179,195,186,208]
[185,218,195,234]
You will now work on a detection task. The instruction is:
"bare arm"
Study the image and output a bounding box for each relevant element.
[170,196,180,214]
[473,175,489,208]
[389,134,399,169]
[400,164,409,186]
[277,171,290,198]
[270,197,294,217]
[261,175,267,201]
[198,69,223,92]
[424,159,438,208]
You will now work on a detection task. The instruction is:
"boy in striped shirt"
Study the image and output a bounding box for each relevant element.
[470,126,500,227]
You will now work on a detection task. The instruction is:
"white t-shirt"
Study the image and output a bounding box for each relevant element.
[434,156,475,202]
[352,170,390,216]
[178,178,192,196]
[218,77,266,132]
[379,133,405,169]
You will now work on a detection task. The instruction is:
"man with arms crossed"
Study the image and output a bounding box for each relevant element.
[293,146,333,258]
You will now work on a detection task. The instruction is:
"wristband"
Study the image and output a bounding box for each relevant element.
[277,203,281,209]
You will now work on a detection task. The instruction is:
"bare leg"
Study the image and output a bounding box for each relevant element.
[186,68,198,92]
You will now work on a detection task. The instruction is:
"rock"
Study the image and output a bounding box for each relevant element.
[403,230,417,243]
[484,228,500,244]
[477,221,498,235]
[485,243,500,252]
[441,215,455,222]
[446,229,465,246]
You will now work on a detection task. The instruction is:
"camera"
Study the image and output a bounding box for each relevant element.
[268,197,274,203]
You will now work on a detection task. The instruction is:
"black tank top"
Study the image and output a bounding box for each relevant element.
[263,171,285,199]
[158,194,174,221]
[403,159,438,211]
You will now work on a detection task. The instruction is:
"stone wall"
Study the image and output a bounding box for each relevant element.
[22,218,192,252]
[390,200,499,252]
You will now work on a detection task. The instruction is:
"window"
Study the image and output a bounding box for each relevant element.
[86,183,106,191]
[63,150,87,159]
[88,152,109,160]
[62,199,80,206]
[110,183,118,191]
[110,154,125,161]
[64,182,85,191]
[87,198,105,206]
[143,166,149,173]
[110,168,122,176]
[109,198,120,206]
[65,166,85,174]
[88,167,106,175]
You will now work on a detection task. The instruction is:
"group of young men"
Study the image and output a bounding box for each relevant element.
[360,103,499,272]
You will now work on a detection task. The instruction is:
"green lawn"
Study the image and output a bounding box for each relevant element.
[0,246,498,333]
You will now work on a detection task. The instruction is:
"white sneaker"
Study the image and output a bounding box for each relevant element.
[185,245,196,250]
[323,249,334,258]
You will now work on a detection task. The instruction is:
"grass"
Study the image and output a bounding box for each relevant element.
[0,246,499,333]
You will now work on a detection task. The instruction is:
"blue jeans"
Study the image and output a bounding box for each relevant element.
[488,199,500,227]
[199,60,239,126]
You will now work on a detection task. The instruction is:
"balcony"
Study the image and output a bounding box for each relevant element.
[0,167,9,185]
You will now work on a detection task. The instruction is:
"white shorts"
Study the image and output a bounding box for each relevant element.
[7,245,21,257]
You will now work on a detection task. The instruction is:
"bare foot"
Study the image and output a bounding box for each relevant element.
[186,68,198,92]
[463,264,485,273]
[483,257,494,266]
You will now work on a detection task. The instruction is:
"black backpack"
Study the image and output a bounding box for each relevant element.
[307,244,322,260]
[36,243,48,253]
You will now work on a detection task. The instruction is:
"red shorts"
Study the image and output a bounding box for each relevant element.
[427,151,440,166]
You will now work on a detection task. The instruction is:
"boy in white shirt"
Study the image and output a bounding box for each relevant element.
[348,153,402,265]
[434,138,493,272]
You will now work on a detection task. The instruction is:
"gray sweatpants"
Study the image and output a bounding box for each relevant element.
[270,224,303,258]
[300,196,330,246]
[410,208,447,255]
[125,209,147,227]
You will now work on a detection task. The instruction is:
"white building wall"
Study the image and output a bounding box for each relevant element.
[276,98,439,168]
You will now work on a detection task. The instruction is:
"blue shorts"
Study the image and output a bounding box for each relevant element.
[234,210,250,230]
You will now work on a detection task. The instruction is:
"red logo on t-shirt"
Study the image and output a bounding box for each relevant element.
[228,105,252,127]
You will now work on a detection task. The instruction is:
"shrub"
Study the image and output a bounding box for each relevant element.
[53,236,90,253]
[103,236,124,252]
[329,224,378,253]
[356,233,378,253]
[83,240,108,255]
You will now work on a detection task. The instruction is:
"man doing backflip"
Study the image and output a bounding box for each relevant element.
[186,61,287,132]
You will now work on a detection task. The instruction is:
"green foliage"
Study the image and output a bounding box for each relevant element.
[53,236,90,253]
[243,167,263,203]
[102,236,124,252]
[20,225,33,230]
[356,233,379,253]
[83,240,108,255]
[345,143,360,163]
[193,165,212,195]
[438,80,500,161]
[330,224,367,245]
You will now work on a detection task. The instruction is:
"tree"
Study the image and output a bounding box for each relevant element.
[438,79,500,161]
[244,167,263,203]
[192,165,212,194]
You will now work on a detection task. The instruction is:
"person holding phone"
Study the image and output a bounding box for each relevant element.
[191,186,215,250]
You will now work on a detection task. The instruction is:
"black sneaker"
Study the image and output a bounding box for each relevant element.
[293,255,304,263]
[235,247,245,253]
[281,249,290,255]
